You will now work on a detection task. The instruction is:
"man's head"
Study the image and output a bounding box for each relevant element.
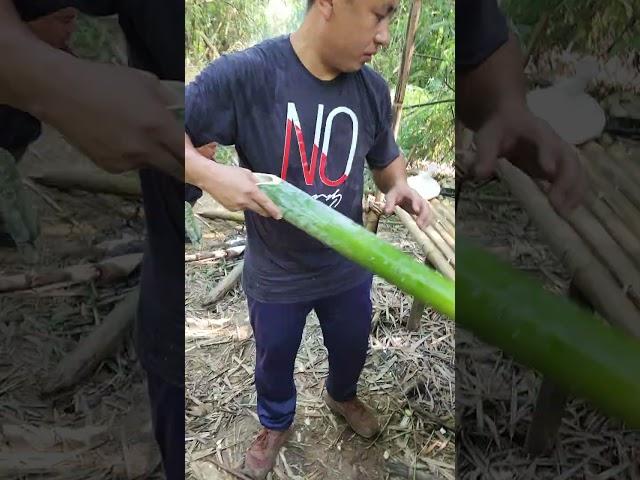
[305,0,397,73]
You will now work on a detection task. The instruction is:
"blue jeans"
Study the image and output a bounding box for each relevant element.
[247,277,373,430]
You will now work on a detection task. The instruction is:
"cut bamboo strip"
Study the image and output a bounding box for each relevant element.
[496,159,640,339]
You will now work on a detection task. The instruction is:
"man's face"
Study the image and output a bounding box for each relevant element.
[320,0,398,73]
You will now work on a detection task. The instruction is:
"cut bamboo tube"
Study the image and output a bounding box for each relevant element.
[583,158,640,242]
[395,206,454,280]
[585,190,640,268]
[431,198,455,226]
[432,218,455,250]
[422,223,455,267]
[583,142,640,211]
[496,159,640,338]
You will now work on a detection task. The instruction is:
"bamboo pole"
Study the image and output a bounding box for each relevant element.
[496,159,640,338]
[365,0,422,233]
[256,174,455,319]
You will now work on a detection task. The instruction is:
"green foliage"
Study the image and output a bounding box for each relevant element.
[502,0,639,55]
[184,201,203,246]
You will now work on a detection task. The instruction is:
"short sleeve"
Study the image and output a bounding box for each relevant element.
[456,0,509,71]
[185,55,238,148]
[366,82,401,170]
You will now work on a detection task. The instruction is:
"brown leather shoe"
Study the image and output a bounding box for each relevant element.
[323,391,380,438]
[242,427,292,479]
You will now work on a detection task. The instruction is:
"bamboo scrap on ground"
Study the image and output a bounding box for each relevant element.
[202,260,244,307]
[185,246,245,263]
[0,253,142,293]
[29,168,141,197]
[195,207,245,223]
[42,288,139,395]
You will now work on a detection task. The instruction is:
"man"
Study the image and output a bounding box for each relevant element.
[1,2,185,478]
[456,0,587,214]
[185,0,430,477]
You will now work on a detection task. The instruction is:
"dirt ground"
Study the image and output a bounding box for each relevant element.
[0,126,162,479]
[185,194,456,480]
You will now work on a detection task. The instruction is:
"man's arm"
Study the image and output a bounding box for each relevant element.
[185,133,281,219]
[456,32,527,132]
[0,0,183,179]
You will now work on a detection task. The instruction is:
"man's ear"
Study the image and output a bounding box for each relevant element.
[315,0,335,21]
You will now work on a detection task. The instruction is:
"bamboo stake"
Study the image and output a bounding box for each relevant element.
[496,159,640,338]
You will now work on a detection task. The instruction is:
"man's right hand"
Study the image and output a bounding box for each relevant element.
[204,163,283,220]
[184,135,282,220]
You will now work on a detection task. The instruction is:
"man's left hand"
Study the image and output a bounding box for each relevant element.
[384,183,432,229]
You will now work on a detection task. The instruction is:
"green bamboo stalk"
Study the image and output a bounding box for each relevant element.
[457,235,640,427]
[255,174,455,319]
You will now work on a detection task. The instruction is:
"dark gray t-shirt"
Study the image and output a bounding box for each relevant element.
[186,35,400,303]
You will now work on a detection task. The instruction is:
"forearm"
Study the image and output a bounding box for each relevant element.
[0,1,76,115]
[185,133,220,189]
[456,31,528,131]
[372,156,408,194]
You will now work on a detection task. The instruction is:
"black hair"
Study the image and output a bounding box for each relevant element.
[307,0,314,11]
